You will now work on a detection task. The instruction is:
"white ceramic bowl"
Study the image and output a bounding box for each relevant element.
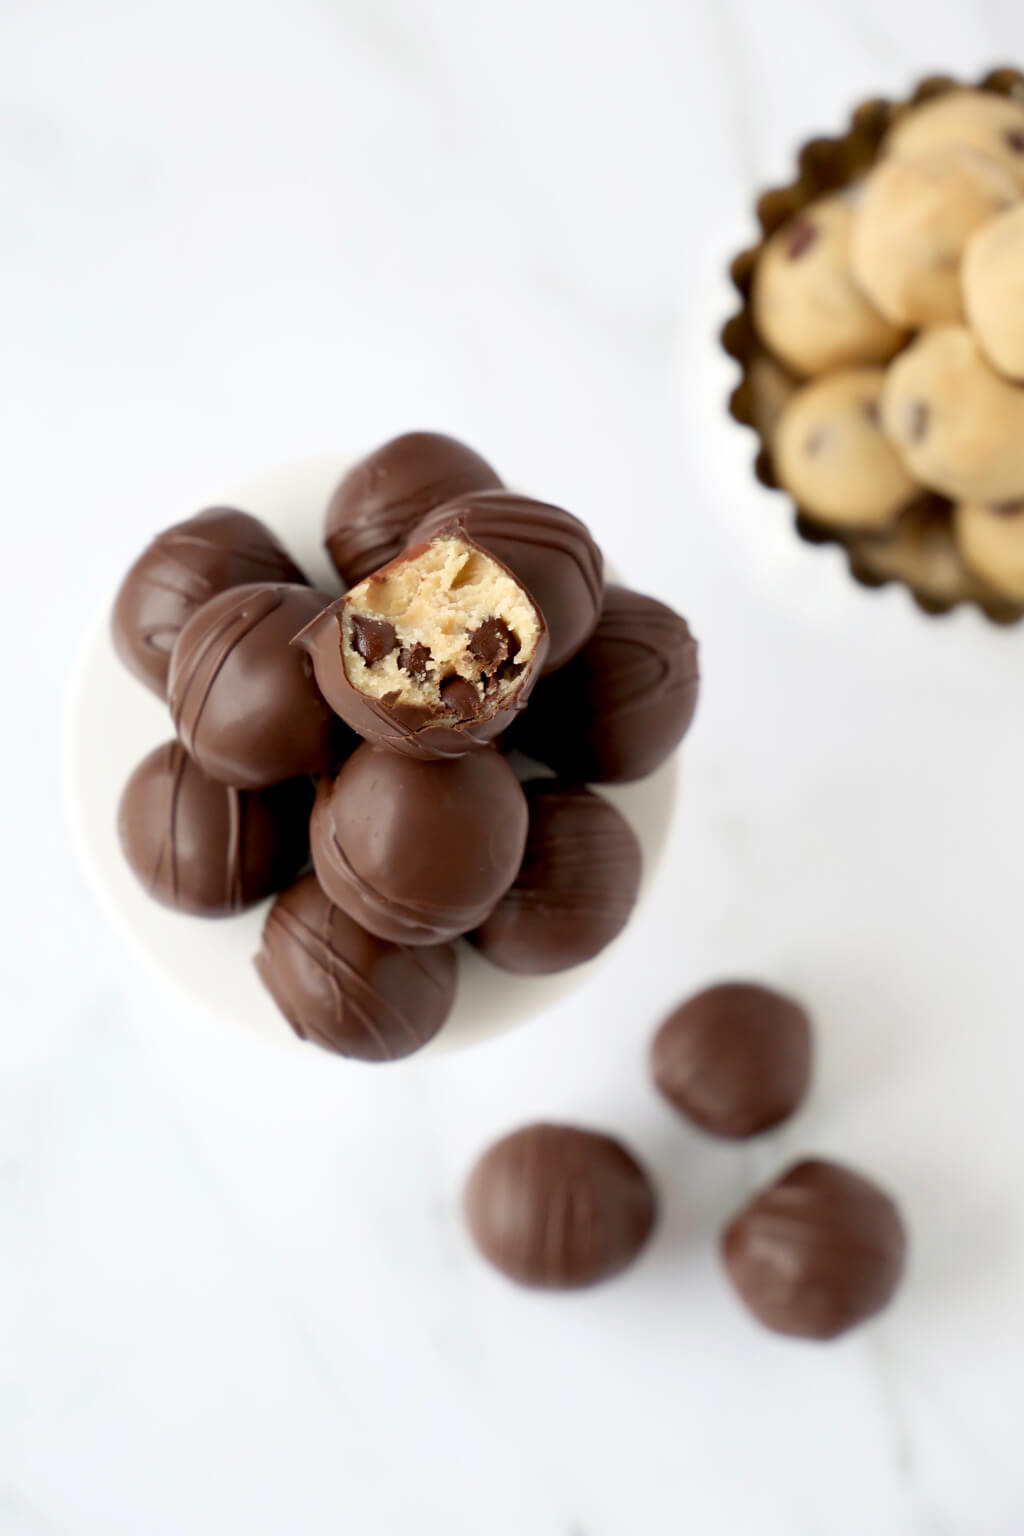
[63,453,679,1057]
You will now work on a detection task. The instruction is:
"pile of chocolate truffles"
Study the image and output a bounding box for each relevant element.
[112,432,700,1062]
[732,77,1024,610]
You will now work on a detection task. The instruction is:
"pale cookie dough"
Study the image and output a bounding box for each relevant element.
[954,499,1024,599]
[851,145,1019,327]
[773,367,919,528]
[745,349,800,441]
[884,88,1024,189]
[752,194,906,375]
[847,498,984,610]
[882,326,1024,503]
[963,202,1024,380]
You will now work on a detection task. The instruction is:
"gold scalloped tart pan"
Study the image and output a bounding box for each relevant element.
[723,66,1024,625]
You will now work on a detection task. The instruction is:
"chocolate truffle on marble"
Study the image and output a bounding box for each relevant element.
[652,982,812,1139]
[310,743,528,945]
[465,1124,657,1289]
[468,782,641,974]
[411,491,603,673]
[168,583,341,788]
[324,432,502,587]
[112,507,307,697]
[513,586,699,783]
[294,527,548,760]
[255,872,457,1061]
[117,741,314,916]
[722,1159,907,1340]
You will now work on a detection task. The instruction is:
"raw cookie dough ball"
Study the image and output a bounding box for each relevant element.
[752,194,906,375]
[884,87,1024,189]
[743,350,800,442]
[846,497,980,611]
[963,202,1024,380]
[954,499,1024,599]
[773,367,919,529]
[881,326,1024,503]
[851,146,1019,327]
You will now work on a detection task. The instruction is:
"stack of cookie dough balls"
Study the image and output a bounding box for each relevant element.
[750,85,1024,606]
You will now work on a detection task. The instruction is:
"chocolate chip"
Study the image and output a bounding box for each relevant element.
[785,218,819,260]
[398,642,432,680]
[350,614,397,666]
[440,675,480,719]
[906,401,930,443]
[466,617,518,673]
[862,399,881,427]
[992,499,1024,517]
[1005,127,1024,154]
[803,427,829,457]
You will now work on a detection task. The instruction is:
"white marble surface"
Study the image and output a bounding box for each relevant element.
[4,1,1024,1531]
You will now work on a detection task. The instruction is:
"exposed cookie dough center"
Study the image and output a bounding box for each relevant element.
[343,535,541,716]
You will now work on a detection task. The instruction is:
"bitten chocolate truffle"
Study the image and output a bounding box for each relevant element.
[294,527,548,760]
[652,982,812,1139]
[468,782,642,974]
[324,432,502,587]
[112,507,307,697]
[168,583,341,788]
[117,741,313,916]
[255,872,457,1061]
[310,743,528,945]
[722,1159,907,1340]
[411,491,603,673]
[513,586,699,783]
[464,1124,657,1289]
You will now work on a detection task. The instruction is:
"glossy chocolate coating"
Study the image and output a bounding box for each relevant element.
[309,743,528,945]
[325,432,502,586]
[468,782,641,974]
[255,872,457,1061]
[464,1123,657,1289]
[112,507,307,698]
[513,586,699,783]
[652,982,812,1138]
[411,491,604,673]
[722,1159,907,1339]
[117,741,313,916]
[168,583,341,788]
[294,531,548,760]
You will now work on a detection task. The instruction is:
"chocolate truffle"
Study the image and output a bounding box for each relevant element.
[411,491,603,673]
[117,741,314,916]
[652,982,812,1139]
[513,586,699,783]
[468,782,642,974]
[255,872,457,1061]
[464,1124,657,1289]
[112,507,307,698]
[294,527,548,760]
[722,1159,907,1340]
[310,743,528,945]
[168,583,341,788]
[324,432,502,587]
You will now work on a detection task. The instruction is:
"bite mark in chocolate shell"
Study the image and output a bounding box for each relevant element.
[294,527,548,760]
